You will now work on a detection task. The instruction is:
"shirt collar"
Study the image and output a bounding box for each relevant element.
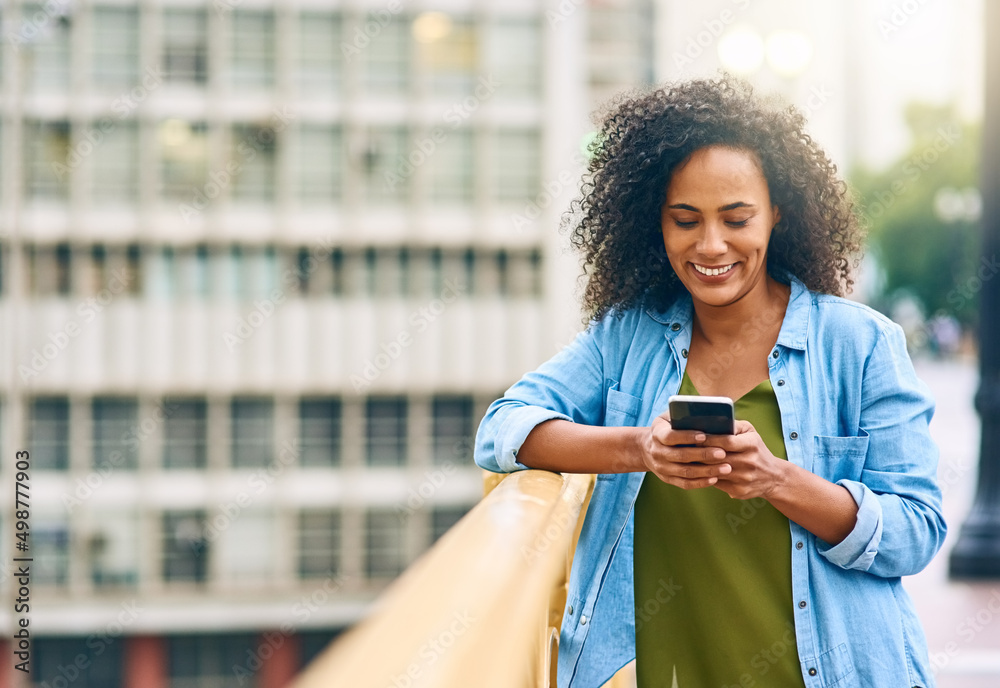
[644,274,812,351]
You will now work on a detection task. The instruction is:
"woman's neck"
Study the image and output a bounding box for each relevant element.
[690,274,790,346]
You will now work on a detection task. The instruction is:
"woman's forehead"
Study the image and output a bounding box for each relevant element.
[666,146,770,199]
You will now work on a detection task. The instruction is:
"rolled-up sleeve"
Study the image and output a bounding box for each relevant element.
[475,312,628,474]
[817,479,883,570]
[817,322,946,577]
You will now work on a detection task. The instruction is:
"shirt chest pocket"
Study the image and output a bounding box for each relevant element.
[812,431,870,482]
[605,386,643,427]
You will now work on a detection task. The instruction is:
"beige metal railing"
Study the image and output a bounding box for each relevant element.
[290,469,596,688]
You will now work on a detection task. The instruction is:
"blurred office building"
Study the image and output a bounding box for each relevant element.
[0,0,652,685]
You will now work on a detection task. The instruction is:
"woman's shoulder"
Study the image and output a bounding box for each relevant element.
[589,292,689,333]
[807,290,901,345]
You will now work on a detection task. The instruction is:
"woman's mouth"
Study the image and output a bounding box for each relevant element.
[692,263,736,277]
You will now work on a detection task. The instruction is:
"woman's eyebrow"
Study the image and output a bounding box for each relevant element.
[719,202,756,211]
[666,202,757,212]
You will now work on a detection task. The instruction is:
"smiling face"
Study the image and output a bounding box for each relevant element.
[661,145,781,309]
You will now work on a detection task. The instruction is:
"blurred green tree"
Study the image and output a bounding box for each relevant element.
[852,103,981,324]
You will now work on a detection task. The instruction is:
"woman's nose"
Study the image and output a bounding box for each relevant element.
[696,222,727,256]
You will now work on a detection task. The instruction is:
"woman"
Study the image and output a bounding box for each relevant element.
[475,76,945,688]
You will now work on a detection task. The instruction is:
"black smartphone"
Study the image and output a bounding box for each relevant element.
[668,394,735,435]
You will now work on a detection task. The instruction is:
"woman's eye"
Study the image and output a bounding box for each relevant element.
[674,219,697,229]
[725,219,750,228]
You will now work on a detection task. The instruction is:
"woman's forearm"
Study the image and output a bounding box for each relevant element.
[765,461,859,545]
[517,419,648,474]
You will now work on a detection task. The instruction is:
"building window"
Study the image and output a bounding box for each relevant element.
[232,246,278,300]
[365,510,406,578]
[366,397,407,467]
[91,120,139,203]
[217,511,274,583]
[415,13,477,96]
[92,397,139,470]
[229,9,275,90]
[485,18,541,99]
[91,5,139,89]
[24,3,70,92]
[300,399,341,467]
[507,249,543,298]
[34,637,123,688]
[299,511,341,578]
[356,126,408,205]
[163,399,207,469]
[175,245,210,299]
[370,247,408,297]
[28,243,71,296]
[494,129,540,203]
[431,506,471,544]
[293,247,336,296]
[296,12,342,95]
[159,120,208,201]
[339,248,368,297]
[85,244,141,297]
[293,125,343,204]
[26,120,70,201]
[471,250,501,295]
[427,128,473,203]
[432,396,474,465]
[162,9,208,84]
[232,399,274,468]
[168,634,259,688]
[88,511,138,587]
[29,397,69,471]
[230,124,277,202]
[440,248,474,297]
[361,13,410,95]
[146,247,175,300]
[162,511,208,583]
[35,517,70,586]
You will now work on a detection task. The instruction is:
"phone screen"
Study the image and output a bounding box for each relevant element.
[668,396,735,435]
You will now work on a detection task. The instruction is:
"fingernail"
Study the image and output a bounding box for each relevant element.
[695,433,706,442]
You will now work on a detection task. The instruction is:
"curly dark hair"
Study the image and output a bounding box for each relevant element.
[567,75,865,322]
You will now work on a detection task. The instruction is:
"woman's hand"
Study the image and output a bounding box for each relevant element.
[701,420,788,500]
[700,419,860,545]
[639,410,733,488]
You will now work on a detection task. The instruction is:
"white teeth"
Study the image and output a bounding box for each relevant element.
[694,263,734,276]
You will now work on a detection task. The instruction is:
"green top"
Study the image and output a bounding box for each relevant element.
[633,373,805,688]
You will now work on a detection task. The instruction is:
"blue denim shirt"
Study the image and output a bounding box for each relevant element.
[475,277,946,688]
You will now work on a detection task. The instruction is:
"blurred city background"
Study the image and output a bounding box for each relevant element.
[0,0,989,686]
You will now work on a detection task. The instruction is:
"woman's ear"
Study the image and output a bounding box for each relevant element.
[772,205,782,229]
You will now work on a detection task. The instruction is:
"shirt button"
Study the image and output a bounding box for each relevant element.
[808,668,817,676]
[798,600,807,609]
[681,348,688,358]
[567,605,574,615]
[790,432,798,440]
[771,350,779,359]
[580,615,588,625]
[671,323,681,331]
[777,379,785,386]
[796,541,804,549]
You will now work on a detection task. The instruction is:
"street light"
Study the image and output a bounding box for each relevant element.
[949,0,1000,579]
[717,26,765,76]
[765,30,813,78]
[718,27,813,80]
